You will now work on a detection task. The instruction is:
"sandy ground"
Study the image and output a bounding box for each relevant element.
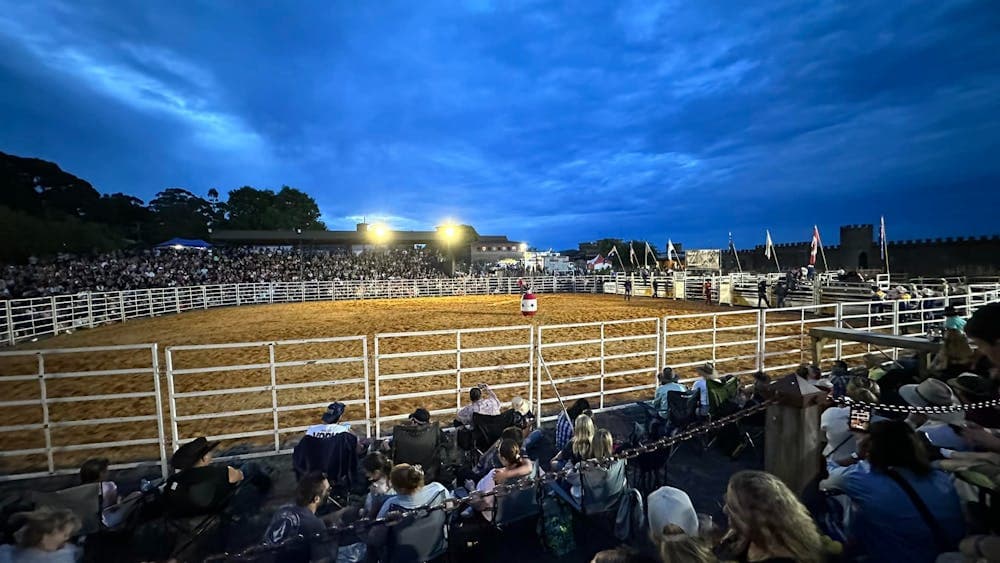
[0,294,829,474]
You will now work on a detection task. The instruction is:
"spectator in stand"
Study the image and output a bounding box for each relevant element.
[79,457,118,512]
[824,420,965,563]
[943,306,967,332]
[375,464,450,519]
[931,330,975,378]
[472,426,523,480]
[359,452,394,517]
[652,367,686,419]
[163,436,270,518]
[948,373,1000,428]
[720,470,824,563]
[463,439,533,521]
[899,378,965,431]
[965,303,1000,378]
[551,414,595,470]
[829,360,851,398]
[691,363,718,417]
[821,379,880,462]
[555,399,591,451]
[456,383,502,426]
[864,354,886,381]
[305,402,352,438]
[0,508,81,563]
[590,547,657,562]
[656,524,716,563]
[262,471,336,563]
[646,485,699,541]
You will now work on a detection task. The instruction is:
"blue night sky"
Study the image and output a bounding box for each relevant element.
[1,1,999,251]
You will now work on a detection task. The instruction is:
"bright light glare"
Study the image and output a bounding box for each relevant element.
[370,223,390,243]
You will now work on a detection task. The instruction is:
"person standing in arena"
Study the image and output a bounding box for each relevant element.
[624,279,632,301]
[757,278,770,308]
[703,279,712,305]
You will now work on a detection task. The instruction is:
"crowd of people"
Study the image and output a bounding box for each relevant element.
[0,247,450,299]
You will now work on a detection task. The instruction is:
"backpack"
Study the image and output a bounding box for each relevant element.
[538,493,575,556]
[614,487,646,542]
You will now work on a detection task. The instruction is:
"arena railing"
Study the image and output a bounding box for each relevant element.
[0,276,617,347]
[0,344,166,481]
[164,337,370,463]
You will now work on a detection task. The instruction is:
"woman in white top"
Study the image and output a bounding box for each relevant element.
[469,439,533,521]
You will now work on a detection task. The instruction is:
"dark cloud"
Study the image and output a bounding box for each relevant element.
[0,0,998,250]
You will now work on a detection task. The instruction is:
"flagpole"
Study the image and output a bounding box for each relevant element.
[730,232,742,273]
[881,217,890,274]
[773,247,781,273]
[816,225,829,272]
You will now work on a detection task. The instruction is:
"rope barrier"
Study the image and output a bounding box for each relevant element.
[834,395,1000,414]
[204,399,775,561]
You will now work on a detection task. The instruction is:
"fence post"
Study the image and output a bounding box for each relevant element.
[757,310,765,372]
[4,301,14,345]
[50,297,58,335]
[374,337,382,438]
[599,324,606,410]
[119,293,126,322]
[174,288,181,314]
[834,303,843,361]
[766,375,826,495]
[268,343,280,453]
[147,289,154,318]
[86,293,94,328]
[150,344,168,479]
[236,284,242,307]
[202,286,208,309]
[455,332,463,413]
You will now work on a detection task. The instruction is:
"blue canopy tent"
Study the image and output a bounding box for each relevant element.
[154,238,212,249]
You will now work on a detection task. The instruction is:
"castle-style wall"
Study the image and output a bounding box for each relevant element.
[722,225,1000,276]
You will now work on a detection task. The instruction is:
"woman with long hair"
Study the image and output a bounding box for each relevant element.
[722,470,824,563]
[656,524,716,563]
[0,507,81,562]
[551,413,595,470]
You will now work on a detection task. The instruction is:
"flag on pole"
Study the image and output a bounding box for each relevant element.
[765,230,775,259]
[879,216,886,260]
[809,226,820,266]
[667,239,677,262]
[644,242,657,266]
[607,245,619,259]
[629,242,638,266]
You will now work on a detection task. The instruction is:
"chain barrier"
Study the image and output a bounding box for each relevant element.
[834,395,1000,414]
[204,399,774,561]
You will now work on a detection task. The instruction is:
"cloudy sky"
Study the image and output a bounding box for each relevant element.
[1,1,998,250]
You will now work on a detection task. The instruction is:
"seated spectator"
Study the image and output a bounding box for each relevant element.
[473,426,523,479]
[943,306,967,332]
[829,360,851,398]
[589,546,658,563]
[163,436,269,518]
[510,396,541,450]
[821,379,880,462]
[304,402,352,438]
[646,486,698,540]
[864,354,886,381]
[691,363,718,417]
[262,471,336,563]
[0,508,81,563]
[456,383,501,426]
[555,398,591,451]
[932,330,975,378]
[899,378,965,430]
[78,458,117,512]
[464,439,533,521]
[652,367,686,418]
[824,420,965,563]
[388,408,445,482]
[551,413,594,470]
[375,464,450,519]
[359,452,394,517]
[655,524,716,563]
[965,303,1000,379]
[948,372,1000,428]
[720,470,823,563]
[566,428,615,503]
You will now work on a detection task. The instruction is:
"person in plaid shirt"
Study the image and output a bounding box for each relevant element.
[555,399,591,451]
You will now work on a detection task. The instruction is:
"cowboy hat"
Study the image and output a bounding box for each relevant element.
[899,379,963,423]
[171,436,219,471]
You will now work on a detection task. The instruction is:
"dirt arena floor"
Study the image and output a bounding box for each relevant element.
[0,294,832,475]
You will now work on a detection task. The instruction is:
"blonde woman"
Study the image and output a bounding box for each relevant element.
[560,428,626,507]
[721,470,824,563]
[0,507,81,562]
[550,413,594,470]
[656,524,716,563]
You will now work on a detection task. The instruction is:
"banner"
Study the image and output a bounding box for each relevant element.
[685,249,721,270]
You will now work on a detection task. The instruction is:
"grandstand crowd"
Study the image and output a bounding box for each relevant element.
[2,303,998,562]
[0,248,449,299]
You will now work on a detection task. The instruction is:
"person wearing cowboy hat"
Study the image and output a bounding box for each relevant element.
[305,402,352,439]
[691,363,719,417]
[943,306,967,333]
[162,436,244,518]
[899,378,966,431]
[949,373,1000,428]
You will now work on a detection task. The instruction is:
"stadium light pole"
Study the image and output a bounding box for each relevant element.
[369,223,391,247]
[438,223,458,276]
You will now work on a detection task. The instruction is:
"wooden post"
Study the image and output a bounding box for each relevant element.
[764,374,826,495]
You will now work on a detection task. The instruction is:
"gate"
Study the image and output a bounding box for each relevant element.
[662,310,762,381]
[0,344,165,481]
[373,326,533,437]
[165,337,369,462]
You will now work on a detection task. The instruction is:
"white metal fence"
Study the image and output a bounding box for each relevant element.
[373,326,534,436]
[165,337,369,463]
[0,344,165,481]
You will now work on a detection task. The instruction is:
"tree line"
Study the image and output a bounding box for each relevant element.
[0,151,325,261]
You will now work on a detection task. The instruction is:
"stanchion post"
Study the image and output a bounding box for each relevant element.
[764,374,826,495]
